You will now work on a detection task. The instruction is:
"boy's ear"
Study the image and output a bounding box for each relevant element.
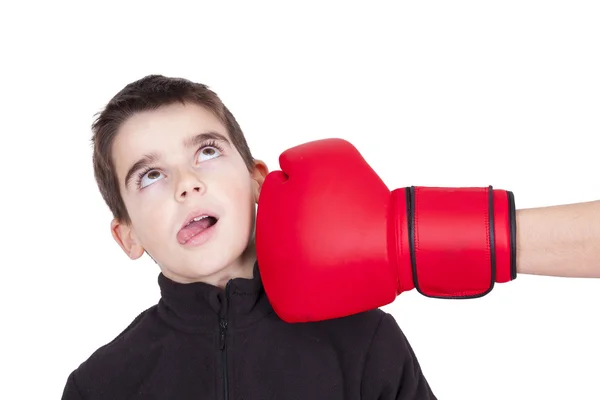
[250,159,269,203]
[111,219,145,260]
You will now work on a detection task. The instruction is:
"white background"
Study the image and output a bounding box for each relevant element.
[1,1,599,399]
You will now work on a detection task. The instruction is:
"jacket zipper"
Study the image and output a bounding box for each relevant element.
[219,281,231,400]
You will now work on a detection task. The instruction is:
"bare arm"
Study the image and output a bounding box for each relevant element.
[516,200,600,278]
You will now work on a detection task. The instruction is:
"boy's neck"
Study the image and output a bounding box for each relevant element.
[161,243,257,289]
[213,245,257,289]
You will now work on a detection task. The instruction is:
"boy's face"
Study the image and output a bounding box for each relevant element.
[110,102,268,285]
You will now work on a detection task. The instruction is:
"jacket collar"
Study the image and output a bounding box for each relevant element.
[156,262,273,333]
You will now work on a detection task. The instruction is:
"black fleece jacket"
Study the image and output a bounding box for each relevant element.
[61,264,437,399]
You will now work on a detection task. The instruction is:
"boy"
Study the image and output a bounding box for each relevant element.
[61,75,437,399]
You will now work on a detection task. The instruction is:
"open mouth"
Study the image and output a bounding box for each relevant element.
[177,214,218,244]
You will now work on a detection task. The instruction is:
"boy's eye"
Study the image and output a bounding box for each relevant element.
[139,170,165,188]
[197,146,222,162]
[137,145,222,189]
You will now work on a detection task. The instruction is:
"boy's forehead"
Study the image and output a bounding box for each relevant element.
[118,103,229,142]
[111,103,232,178]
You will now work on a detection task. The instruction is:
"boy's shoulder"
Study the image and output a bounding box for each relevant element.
[63,305,164,396]
[316,306,389,333]
[297,307,404,353]
[316,308,435,399]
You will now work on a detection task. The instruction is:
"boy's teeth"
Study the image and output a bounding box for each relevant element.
[187,215,208,226]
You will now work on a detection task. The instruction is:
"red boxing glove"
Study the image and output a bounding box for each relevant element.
[256,138,516,323]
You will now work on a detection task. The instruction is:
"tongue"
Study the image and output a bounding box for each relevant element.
[177,218,213,244]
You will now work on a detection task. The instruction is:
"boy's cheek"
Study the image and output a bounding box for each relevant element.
[125,198,169,232]
[132,182,173,208]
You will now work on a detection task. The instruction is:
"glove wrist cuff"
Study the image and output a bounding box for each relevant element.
[397,186,517,299]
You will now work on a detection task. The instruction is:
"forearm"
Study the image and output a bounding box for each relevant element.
[516,200,600,278]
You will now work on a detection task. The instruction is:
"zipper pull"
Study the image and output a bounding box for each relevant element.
[219,319,228,350]
[219,280,232,350]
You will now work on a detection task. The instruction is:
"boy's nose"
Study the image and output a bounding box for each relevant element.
[175,173,206,201]
[178,185,203,198]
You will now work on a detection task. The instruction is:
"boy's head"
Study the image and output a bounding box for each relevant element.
[92,75,268,286]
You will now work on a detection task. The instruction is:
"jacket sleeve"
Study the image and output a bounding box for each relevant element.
[61,371,86,400]
[361,313,437,400]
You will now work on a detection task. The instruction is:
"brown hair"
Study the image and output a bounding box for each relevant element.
[91,74,254,224]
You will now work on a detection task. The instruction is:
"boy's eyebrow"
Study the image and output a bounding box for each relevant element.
[123,131,231,189]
